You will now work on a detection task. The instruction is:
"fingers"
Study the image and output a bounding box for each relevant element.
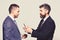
[22,34,27,39]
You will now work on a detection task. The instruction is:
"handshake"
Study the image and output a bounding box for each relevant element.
[22,24,33,39]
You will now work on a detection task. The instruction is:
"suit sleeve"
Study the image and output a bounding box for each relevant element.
[3,21,15,40]
[31,22,55,39]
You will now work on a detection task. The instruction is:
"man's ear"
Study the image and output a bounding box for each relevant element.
[45,9,48,14]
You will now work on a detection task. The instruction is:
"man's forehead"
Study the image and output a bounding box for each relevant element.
[12,6,19,9]
[12,7,19,10]
[40,7,45,10]
[40,7,47,11]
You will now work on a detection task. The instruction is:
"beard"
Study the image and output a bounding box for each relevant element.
[40,14,46,19]
[14,15,19,18]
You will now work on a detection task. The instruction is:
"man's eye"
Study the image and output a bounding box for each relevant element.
[18,11,19,12]
[40,10,42,12]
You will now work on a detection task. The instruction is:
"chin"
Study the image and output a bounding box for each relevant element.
[40,16,42,18]
[16,17,18,18]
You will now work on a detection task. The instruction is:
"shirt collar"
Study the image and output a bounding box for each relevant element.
[9,15,15,21]
[44,15,49,22]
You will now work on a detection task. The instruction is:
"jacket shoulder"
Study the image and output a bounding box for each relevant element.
[3,16,13,27]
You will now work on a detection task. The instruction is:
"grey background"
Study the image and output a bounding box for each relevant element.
[0,0,60,40]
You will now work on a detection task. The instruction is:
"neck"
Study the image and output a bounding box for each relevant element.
[9,13,15,19]
[42,14,49,19]
[46,14,49,17]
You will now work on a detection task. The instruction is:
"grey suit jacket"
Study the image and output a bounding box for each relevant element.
[3,16,21,40]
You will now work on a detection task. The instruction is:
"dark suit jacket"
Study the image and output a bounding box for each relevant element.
[3,16,21,40]
[31,16,55,40]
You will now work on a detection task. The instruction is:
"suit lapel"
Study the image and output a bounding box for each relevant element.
[8,16,17,27]
[39,16,51,29]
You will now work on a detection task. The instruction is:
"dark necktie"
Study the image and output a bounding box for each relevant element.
[40,19,44,26]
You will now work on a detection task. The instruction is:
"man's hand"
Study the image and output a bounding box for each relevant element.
[23,25,33,34]
[22,34,27,39]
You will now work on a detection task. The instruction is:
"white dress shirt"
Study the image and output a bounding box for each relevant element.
[9,15,17,24]
[9,15,15,21]
[42,15,49,24]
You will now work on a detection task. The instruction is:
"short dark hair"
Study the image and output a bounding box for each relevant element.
[39,3,51,14]
[9,4,19,13]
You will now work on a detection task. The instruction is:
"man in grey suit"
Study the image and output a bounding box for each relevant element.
[3,4,21,40]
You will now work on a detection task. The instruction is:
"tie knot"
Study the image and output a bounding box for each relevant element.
[41,19,44,22]
[40,19,44,27]
[14,20,16,22]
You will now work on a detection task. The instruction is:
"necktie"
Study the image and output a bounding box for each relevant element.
[40,19,44,26]
[14,20,17,24]
[37,19,44,29]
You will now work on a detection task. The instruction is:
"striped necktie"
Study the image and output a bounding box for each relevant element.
[14,20,17,24]
[40,19,44,26]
